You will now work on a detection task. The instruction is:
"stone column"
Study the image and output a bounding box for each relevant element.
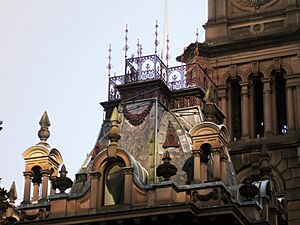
[22,172,32,204]
[220,154,228,185]
[287,86,295,132]
[41,170,50,201]
[218,85,228,126]
[32,182,40,203]
[123,167,134,205]
[192,150,202,183]
[262,78,273,135]
[208,0,216,21]
[241,82,250,138]
[90,171,101,209]
[212,148,221,181]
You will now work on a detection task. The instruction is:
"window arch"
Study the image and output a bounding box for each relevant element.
[103,159,125,206]
[271,69,287,135]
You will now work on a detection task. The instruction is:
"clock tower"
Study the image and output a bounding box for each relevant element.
[206,0,299,44]
[179,1,300,225]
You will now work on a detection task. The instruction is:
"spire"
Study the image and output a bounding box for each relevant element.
[107,44,112,77]
[8,181,17,204]
[162,0,169,64]
[38,111,50,142]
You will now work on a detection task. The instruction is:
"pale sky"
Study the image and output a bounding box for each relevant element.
[0,0,207,202]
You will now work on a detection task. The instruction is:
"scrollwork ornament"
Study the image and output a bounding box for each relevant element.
[232,0,278,10]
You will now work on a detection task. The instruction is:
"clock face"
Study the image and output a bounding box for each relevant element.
[232,0,276,10]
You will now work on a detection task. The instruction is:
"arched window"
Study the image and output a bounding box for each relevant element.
[228,77,242,140]
[250,74,264,137]
[272,69,287,135]
[201,143,214,181]
[103,159,125,206]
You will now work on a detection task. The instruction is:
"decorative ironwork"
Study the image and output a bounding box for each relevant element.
[123,102,153,126]
[108,53,216,101]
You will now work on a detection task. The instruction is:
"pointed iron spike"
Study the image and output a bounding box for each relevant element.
[196,28,199,42]
[39,111,51,128]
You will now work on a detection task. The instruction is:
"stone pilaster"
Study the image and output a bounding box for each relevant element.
[220,154,228,185]
[212,148,221,181]
[90,171,101,209]
[192,150,202,183]
[123,167,134,205]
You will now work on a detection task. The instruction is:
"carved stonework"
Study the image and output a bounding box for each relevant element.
[232,0,278,10]
[156,151,178,181]
[163,121,180,148]
[273,58,281,72]
[251,61,259,75]
[229,64,237,79]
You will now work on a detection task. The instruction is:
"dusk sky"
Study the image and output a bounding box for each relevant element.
[0,1,207,202]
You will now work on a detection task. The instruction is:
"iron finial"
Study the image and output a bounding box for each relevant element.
[137,39,143,57]
[166,34,170,67]
[107,44,113,77]
[154,20,159,55]
[196,28,199,43]
[123,24,129,59]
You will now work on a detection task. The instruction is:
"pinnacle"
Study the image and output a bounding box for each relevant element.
[39,111,51,128]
